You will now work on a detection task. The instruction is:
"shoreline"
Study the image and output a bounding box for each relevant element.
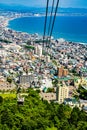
[2,15,87,45]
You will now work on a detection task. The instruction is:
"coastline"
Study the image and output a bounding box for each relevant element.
[2,15,87,45]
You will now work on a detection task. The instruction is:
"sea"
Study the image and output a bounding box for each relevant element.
[7,8,87,43]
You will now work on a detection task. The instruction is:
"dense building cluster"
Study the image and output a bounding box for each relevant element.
[0,10,87,112]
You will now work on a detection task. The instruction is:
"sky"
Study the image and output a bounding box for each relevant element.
[0,0,87,8]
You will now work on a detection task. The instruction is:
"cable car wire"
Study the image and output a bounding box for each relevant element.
[49,0,59,38]
[43,0,49,44]
[48,0,55,36]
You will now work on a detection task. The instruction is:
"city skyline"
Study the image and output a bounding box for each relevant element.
[0,0,87,8]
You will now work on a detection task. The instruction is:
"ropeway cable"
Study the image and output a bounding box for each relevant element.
[49,0,59,38]
[48,0,55,36]
[43,0,49,45]
[43,0,59,48]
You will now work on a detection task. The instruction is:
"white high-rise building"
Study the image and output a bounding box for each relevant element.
[35,45,42,57]
[46,55,50,62]
[57,85,69,104]
[0,49,6,57]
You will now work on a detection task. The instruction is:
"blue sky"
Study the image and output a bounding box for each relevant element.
[0,0,87,8]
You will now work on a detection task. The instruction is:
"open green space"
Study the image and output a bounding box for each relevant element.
[0,93,16,98]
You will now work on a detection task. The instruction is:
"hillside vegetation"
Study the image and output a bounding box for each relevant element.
[0,88,87,130]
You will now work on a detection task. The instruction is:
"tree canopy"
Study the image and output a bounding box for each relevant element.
[0,88,87,130]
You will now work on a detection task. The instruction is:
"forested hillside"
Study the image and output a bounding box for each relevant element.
[0,89,87,130]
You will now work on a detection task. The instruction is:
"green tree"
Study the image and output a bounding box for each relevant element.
[77,121,87,130]
[7,77,12,83]
[0,88,86,130]
[60,120,71,130]
[12,126,18,130]
[0,96,3,104]
[79,110,87,121]
[2,124,9,130]
[78,86,87,100]
[69,107,80,126]
[1,109,14,128]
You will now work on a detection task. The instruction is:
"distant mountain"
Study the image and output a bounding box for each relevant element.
[0,3,32,12]
[0,3,87,14]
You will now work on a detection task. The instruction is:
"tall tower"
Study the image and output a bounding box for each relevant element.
[63,69,68,77]
[58,66,68,77]
[56,85,69,104]
[35,45,42,57]
[57,66,64,77]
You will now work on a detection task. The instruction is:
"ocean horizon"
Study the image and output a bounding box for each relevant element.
[7,8,87,44]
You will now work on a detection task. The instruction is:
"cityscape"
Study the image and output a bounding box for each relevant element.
[0,0,87,130]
